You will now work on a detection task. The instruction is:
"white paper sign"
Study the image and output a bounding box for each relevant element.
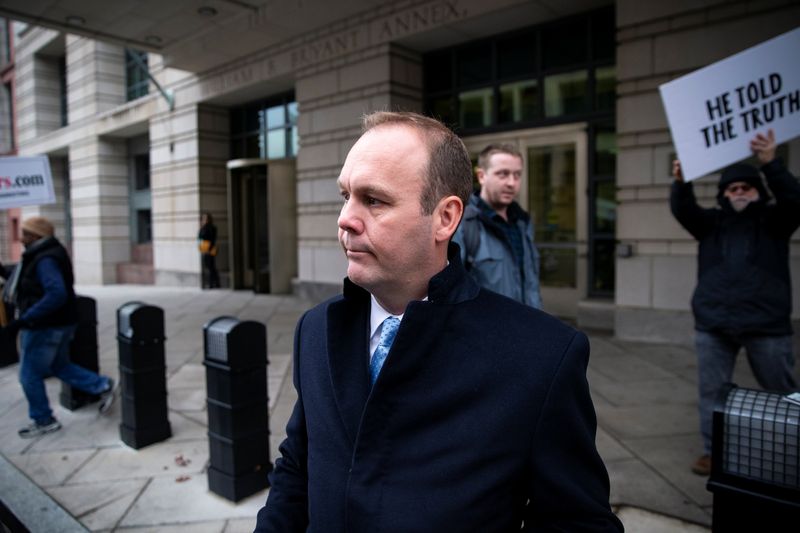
[0,156,56,209]
[659,27,800,182]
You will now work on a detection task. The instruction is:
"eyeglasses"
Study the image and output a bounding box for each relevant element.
[726,183,753,194]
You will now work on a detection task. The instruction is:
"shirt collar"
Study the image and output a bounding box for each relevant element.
[369,294,405,341]
[475,195,519,224]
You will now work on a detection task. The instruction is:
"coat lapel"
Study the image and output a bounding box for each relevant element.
[326,282,370,445]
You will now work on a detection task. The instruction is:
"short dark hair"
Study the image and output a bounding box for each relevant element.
[477,144,522,171]
[362,111,473,215]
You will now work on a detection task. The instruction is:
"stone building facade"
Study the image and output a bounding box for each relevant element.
[3,0,799,343]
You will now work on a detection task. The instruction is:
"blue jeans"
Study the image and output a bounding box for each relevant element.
[695,330,798,454]
[19,325,110,424]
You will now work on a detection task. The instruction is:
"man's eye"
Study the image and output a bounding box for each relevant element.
[341,192,350,202]
[366,197,382,206]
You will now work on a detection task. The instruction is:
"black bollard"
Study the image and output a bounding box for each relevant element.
[0,302,18,367]
[117,301,171,449]
[60,296,100,409]
[204,316,271,502]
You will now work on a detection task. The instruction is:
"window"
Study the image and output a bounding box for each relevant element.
[528,143,578,288]
[125,49,149,101]
[544,70,588,117]
[58,56,68,127]
[423,6,614,133]
[458,88,493,129]
[499,80,539,124]
[134,154,150,190]
[230,94,298,160]
[588,125,617,296]
[0,82,12,153]
[1,19,10,65]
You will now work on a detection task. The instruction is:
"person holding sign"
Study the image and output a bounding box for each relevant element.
[670,129,800,476]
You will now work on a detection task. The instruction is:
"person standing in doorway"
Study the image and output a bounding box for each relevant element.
[671,129,800,476]
[0,216,115,438]
[198,212,220,289]
[452,144,542,308]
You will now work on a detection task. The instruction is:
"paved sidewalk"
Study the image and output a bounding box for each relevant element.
[1,285,786,532]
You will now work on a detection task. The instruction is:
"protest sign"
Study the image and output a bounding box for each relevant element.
[0,156,56,209]
[659,27,800,182]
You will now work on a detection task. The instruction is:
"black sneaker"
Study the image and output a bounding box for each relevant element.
[18,419,62,439]
[98,378,117,414]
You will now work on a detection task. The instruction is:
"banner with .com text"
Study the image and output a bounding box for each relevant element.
[0,156,56,209]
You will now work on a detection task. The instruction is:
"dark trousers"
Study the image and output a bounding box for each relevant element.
[695,330,798,454]
[202,254,220,288]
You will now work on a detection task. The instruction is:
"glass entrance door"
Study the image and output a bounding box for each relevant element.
[228,161,269,293]
[525,137,584,317]
[528,143,577,289]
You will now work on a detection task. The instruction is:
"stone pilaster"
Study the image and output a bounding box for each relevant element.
[293,43,422,298]
[65,36,125,123]
[68,137,129,284]
[14,27,63,146]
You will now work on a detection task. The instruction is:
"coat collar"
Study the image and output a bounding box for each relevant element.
[327,243,479,444]
[341,242,479,306]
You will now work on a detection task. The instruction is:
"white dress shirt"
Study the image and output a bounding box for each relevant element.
[368,295,404,361]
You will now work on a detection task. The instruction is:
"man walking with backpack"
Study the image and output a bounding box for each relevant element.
[453,144,542,308]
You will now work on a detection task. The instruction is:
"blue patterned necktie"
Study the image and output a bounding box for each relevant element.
[370,316,400,386]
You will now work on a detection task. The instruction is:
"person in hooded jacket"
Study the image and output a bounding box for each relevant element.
[670,128,800,476]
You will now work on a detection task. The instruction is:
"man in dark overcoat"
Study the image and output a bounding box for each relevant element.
[255,111,622,532]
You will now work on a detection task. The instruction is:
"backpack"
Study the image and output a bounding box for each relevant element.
[461,215,480,271]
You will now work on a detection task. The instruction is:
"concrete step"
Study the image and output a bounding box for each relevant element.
[130,243,153,264]
[116,262,155,284]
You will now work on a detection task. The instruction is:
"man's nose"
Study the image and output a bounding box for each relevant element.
[338,201,364,234]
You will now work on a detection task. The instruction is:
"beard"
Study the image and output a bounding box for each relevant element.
[730,196,757,212]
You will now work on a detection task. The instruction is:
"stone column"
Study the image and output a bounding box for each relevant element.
[68,136,129,284]
[65,36,125,122]
[293,43,422,299]
[14,27,63,147]
[149,104,229,286]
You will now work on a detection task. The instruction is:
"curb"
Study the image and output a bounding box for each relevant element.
[0,451,88,532]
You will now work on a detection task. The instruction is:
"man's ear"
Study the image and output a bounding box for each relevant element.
[476,167,486,186]
[434,195,464,243]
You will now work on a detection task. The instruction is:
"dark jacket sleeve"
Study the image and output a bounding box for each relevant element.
[524,331,624,532]
[762,158,800,236]
[20,257,68,325]
[670,180,716,240]
[254,312,310,532]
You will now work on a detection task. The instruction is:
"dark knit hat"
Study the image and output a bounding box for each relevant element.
[717,163,768,202]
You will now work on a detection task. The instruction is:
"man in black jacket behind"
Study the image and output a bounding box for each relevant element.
[671,129,800,476]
